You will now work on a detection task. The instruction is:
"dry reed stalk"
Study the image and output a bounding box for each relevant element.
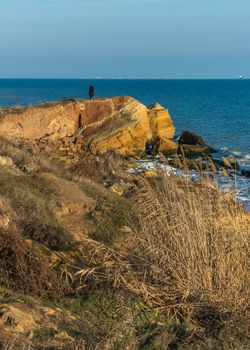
[1,337,31,350]
[134,175,250,311]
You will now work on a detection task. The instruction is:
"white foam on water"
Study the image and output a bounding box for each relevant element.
[231,150,242,156]
[127,158,250,211]
[242,154,250,162]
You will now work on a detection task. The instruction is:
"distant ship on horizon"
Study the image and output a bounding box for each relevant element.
[239,75,244,79]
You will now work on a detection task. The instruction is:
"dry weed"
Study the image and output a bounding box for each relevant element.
[0,228,66,297]
[134,175,249,311]
[56,174,249,320]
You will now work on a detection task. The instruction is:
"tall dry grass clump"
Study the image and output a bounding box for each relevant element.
[0,228,67,297]
[57,174,249,318]
[135,174,250,311]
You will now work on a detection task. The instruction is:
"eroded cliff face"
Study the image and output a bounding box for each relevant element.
[0,96,176,156]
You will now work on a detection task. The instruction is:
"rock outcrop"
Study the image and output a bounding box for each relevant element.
[178,131,211,157]
[147,103,175,139]
[0,97,176,156]
[179,131,207,147]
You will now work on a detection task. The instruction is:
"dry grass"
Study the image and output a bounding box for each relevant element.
[50,173,249,348]
[0,169,72,249]
[0,337,32,350]
[0,139,249,347]
[0,228,67,297]
[134,175,249,312]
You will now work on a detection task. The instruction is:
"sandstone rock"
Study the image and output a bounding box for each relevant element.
[147,103,175,139]
[0,103,80,141]
[144,170,159,178]
[0,156,13,167]
[111,183,126,196]
[88,97,152,156]
[0,97,176,157]
[126,161,137,169]
[158,139,178,156]
[111,181,133,196]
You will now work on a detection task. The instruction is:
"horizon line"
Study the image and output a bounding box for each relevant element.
[0,77,249,80]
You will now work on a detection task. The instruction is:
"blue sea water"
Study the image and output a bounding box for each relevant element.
[0,79,249,207]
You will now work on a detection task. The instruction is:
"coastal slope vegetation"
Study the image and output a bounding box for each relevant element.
[0,99,249,349]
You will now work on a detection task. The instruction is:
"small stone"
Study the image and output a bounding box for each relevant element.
[0,156,13,167]
[144,170,159,178]
[111,183,126,196]
[0,215,10,228]
[127,161,137,169]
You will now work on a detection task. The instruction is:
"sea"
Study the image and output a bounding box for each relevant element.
[0,79,249,209]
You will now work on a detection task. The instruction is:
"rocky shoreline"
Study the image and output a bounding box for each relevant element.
[0,96,249,348]
[0,96,249,210]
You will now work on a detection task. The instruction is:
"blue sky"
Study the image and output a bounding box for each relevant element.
[0,0,249,78]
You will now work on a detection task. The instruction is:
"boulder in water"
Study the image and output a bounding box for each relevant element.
[241,166,250,178]
[178,131,211,158]
[178,144,210,158]
[179,131,207,147]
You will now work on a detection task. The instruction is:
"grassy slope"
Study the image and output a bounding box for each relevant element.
[0,136,249,349]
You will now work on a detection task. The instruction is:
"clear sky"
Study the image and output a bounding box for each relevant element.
[0,0,249,78]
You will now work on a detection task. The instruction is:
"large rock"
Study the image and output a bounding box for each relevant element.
[179,144,210,158]
[179,131,207,147]
[88,97,152,155]
[147,103,175,139]
[178,131,210,158]
[0,97,176,157]
[0,101,81,141]
[158,139,178,156]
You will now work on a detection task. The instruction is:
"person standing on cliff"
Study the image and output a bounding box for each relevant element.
[89,85,95,100]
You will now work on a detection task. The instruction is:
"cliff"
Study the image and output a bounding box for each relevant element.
[0,96,176,156]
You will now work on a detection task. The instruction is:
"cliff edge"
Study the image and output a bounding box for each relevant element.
[0,96,176,156]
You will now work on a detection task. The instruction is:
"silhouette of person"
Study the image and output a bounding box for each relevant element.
[89,85,95,100]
